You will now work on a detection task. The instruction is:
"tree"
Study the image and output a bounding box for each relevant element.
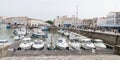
[46,20,54,25]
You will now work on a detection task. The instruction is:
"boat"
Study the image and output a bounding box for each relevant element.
[0,40,8,45]
[93,39,106,50]
[47,43,56,50]
[32,40,44,50]
[63,31,70,37]
[19,38,33,50]
[56,38,69,50]
[47,32,56,50]
[13,35,24,40]
[31,29,47,38]
[68,39,81,51]
[80,38,95,49]
[13,28,27,35]
[40,26,49,31]
[69,33,80,40]
[58,29,65,34]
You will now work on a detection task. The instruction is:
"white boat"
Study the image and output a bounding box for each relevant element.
[40,26,49,31]
[47,43,56,50]
[32,40,44,50]
[56,38,69,50]
[13,35,24,40]
[47,32,56,50]
[14,28,27,35]
[0,40,8,45]
[64,31,70,36]
[19,38,33,50]
[80,38,95,49]
[58,29,65,34]
[69,34,80,40]
[68,39,81,51]
[93,39,106,50]
[31,29,47,38]
[79,36,87,39]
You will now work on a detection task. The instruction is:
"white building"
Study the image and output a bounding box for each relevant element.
[29,19,51,27]
[54,15,82,28]
[97,17,108,27]
[0,16,50,27]
[106,12,120,26]
[97,12,120,27]
[5,16,28,25]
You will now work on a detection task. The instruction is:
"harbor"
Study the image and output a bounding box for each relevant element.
[1,0,120,60]
[0,27,113,57]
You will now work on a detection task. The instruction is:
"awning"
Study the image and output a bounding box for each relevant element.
[98,25,120,27]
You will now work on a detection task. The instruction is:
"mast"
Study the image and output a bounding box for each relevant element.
[75,4,78,30]
[26,19,28,35]
[51,31,52,44]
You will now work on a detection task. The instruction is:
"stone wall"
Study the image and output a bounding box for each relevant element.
[50,27,120,46]
[0,45,9,58]
[77,30,118,46]
[113,45,120,55]
[66,29,120,46]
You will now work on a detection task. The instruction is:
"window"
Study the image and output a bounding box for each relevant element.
[116,13,120,18]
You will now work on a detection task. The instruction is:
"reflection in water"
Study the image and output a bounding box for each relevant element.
[0,28,69,44]
[0,28,14,42]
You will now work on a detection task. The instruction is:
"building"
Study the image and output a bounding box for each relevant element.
[5,16,28,25]
[0,16,7,24]
[0,16,51,27]
[54,15,82,28]
[106,12,120,26]
[97,17,107,27]
[29,19,51,27]
[80,19,93,29]
[96,12,120,32]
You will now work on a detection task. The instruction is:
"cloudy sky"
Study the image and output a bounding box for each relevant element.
[0,0,120,20]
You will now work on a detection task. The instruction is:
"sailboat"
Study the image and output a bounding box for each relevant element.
[47,31,56,50]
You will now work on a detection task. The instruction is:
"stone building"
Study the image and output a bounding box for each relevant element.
[81,19,93,29]
[0,16,51,27]
[54,15,82,28]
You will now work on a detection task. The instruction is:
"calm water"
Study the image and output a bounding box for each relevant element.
[0,28,69,43]
[0,28,14,42]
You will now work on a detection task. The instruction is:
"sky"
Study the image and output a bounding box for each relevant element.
[0,0,120,20]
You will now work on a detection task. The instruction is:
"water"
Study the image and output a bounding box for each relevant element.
[0,28,69,44]
[1,28,113,56]
[0,28,15,42]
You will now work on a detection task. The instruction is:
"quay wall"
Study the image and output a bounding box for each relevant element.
[69,29,120,46]
[0,45,9,58]
[50,27,120,46]
[50,27,120,55]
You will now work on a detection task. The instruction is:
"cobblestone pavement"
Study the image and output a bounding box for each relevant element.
[0,54,120,60]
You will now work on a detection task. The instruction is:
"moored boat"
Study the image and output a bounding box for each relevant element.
[68,39,81,51]
[56,38,69,50]
[93,39,106,50]
[32,40,44,50]
[19,38,33,50]
[80,38,95,49]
